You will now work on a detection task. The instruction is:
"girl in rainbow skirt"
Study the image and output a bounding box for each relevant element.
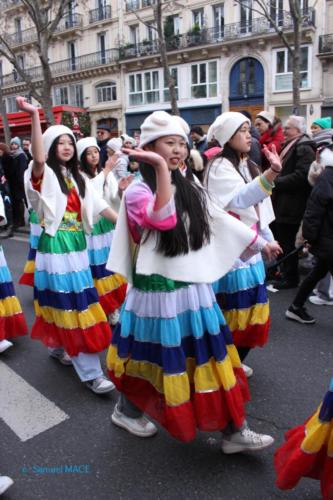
[205,112,282,377]
[106,111,280,452]
[17,96,117,394]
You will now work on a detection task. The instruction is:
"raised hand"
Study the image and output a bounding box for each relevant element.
[104,153,120,174]
[16,96,38,115]
[122,147,167,170]
[262,144,282,172]
[118,175,134,193]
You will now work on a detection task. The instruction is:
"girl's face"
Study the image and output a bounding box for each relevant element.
[85,146,100,167]
[311,124,322,136]
[123,140,134,149]
[152,135,187,171]
[228,123,252,154]
[254,117,270,134]
[56,134,75,163]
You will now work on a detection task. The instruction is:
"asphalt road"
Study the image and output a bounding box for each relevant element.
[0,236,331,500]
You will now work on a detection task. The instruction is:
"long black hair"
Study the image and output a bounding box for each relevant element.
[80,148,101,179]
[47,135,86,198]
[139,161,211,257]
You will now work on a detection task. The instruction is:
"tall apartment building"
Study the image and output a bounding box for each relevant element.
[1,0,332,137]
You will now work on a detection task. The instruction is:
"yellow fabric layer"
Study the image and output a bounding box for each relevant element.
[301,406,333,456]
[224,302,269,331]
[0,296,24,317]
[24,261,35,274]
[34,300,107,329]
[107,345,240,407]
[94,273,127,297]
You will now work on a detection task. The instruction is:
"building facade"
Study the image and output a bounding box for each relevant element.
[0,0,332,137]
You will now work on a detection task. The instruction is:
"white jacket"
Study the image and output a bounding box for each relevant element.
[88,171,120,212]
[25,164,108,236]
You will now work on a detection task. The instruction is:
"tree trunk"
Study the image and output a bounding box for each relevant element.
[290,0,301,114]
[155,0,179,116]
[0,88,11,142]
[39,94,55,126]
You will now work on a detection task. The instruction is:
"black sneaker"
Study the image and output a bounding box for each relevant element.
[285,305,315,324]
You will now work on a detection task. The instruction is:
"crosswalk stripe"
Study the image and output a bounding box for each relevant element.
[0,361,69,442]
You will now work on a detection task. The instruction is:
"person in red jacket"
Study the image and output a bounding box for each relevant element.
[255,111,285,171]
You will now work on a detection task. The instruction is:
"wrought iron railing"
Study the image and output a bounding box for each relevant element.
[5,27,37,47]
[55,13,83,33]
[126,0,140,11]
[89,5,112,23]
[319,34,333,54]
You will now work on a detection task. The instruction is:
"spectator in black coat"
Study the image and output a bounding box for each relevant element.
[286,142,333,324]
[96,123,111,168]
[190,126,208,153]
[7,137,27,228]
[0,143,14,237]
[271,115,316,289]
[22,137,33,163]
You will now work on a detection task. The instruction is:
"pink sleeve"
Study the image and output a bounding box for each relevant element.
[125,182,177,233]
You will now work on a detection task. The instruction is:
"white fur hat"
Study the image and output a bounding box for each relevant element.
[139,111,190,147]
[42,125,75,157]
[256,111,274,126]
[107,137,122,152]
[121,133,136,146]
[207,112,250,147]
[76,137,100,160]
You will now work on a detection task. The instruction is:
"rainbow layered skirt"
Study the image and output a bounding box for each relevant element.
[275,378,333,499]
[107,272,250,442]
[86,217,126,316]
[213,256,269,348]
[0,245,27,340]
[19,210,42,287]
[31,224,111,357]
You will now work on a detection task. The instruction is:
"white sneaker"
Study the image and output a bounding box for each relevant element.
[241,363,253,378]
[0,340,13,353]
[111,403,158,437]
[221,427,274,454]
[86,375,115,394]
[0,475,14,495]
[109,309,120,326]
[309,295,333,306]
[49,351,72,366]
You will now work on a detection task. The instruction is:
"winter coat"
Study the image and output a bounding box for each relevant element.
[259,123,285,171]
[272,134,316,225]
[302,165,333,263]
[3,152,27,200]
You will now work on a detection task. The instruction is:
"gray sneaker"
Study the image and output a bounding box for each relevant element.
[221,427,274,454]
[111,403,157,437]
[0,475,14,495]
[86,375,115,394]
[49,351,73,366]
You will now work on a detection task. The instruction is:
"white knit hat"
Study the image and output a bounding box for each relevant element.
[76,137,100,160]
[107,137,122,152]
[139,111,190,148]
[207,112,250,147]
[121,133,136,146]
[42,125,75,157]
[256,111,274,126]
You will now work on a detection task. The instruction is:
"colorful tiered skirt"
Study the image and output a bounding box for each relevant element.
[31,225,112,357]
[107,272,250,442]
[19,210,42,287]
[87,217,126,316]
[0,245,27,340]
[275,378,333,499]
[213,256,269,348]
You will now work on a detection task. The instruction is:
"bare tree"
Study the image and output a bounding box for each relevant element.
[235,0,316,114]
[127,0,183,116]
[0,0,74,125]
[0,86,11,143]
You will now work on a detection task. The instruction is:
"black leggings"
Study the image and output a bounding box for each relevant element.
[293,257,333,307]
[237,347,251,362]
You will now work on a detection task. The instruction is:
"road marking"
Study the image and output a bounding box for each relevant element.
[0,361,69,441]
[10,236,29,243]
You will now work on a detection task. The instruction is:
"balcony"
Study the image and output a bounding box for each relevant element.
[5,27,37,48]
[55,13,83,33]
[319,34,333,56]
[126,0,140,11]
[89,5,112,24]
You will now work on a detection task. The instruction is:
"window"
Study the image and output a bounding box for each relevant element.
[191,61,217,98]
[54,86,69,105]
[146,21,157,42]
[192,9,204,29]
[96,81,117,103]
[6,96,18,113]
[70,84,83,107]
[129,25,139,45]
[213,4,224,39]
[54,84,83,106]
[163,67,178,102]
[274,46,310,91]
[270,0,283,27]
[98,33,106,64]
[68,41,76,70]
[17,54,25,69]
[0,61,3,87]
[240,0,252,33]
[128,70,159,105]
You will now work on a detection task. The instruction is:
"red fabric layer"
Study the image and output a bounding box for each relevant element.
[108,367,249,442]
[232,318,270,348]
[31,317,112,357]
[18,272,34,287]
[99,283,127,316]
[275,424,333,499]
[0,313,28,340]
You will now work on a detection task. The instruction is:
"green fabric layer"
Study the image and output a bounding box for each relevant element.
[29,209,40,224]
[133,271,190,292]
[38,228,86,254]
[91,216,114,236]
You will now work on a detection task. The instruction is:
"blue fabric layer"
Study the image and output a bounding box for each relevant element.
[87,247,110,266]
[30,235,40,250]
[27,247,37,261]
[0,265,13,283]
[90,263,113,280]
[221,283,268,311]
[35,269,94,294]
[120,302,231,346]
[213,260,266,294]
[0,281,15,299]
[34,286,99,312]
[112,323,232,373]
[319,389,333,422]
